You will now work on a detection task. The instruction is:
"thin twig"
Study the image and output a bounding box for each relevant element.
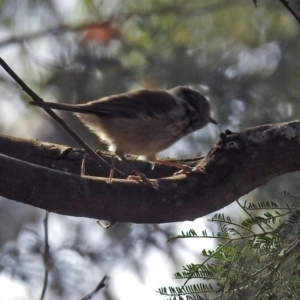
[40,211,50,300]
[279,0,300,24]
[0,22,109,49]
[0,57,118,174]
[81,276,110,300]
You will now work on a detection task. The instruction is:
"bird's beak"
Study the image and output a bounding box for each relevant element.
[209,117,218,125]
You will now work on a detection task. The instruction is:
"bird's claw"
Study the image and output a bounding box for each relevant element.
[173,165,205,176]
[172,165,194,175]
[127,175,159,189]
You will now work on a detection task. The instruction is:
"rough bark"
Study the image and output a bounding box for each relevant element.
[0,121,299,223]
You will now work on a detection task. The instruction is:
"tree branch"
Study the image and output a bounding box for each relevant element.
[1,121,300,223]
[279,0,300,24]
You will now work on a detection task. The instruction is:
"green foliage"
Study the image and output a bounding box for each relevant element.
[158,193,300,299]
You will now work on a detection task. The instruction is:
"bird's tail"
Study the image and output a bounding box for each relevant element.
[30,101,85,113]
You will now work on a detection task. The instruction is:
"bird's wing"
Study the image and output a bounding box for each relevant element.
[79,89,179,118]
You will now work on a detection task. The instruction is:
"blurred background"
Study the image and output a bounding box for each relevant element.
[0,0,300,299]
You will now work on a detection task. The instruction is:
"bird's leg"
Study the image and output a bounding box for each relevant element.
[115,150,158,188]
[108,156,115,183]
[81,153,88,175]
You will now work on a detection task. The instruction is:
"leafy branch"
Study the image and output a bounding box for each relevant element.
[159,194,300,299]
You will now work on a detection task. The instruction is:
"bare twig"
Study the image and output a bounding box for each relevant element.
[81,276,110,300]
[0,57,117,174]
[279,0,300,24]
[0,25,71,49]
[40,211,50,300]
[0,22,110,49]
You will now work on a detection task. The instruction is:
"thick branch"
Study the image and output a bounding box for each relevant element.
[1,121,300,223]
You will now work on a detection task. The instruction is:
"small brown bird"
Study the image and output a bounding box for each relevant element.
[30,86,217,181]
